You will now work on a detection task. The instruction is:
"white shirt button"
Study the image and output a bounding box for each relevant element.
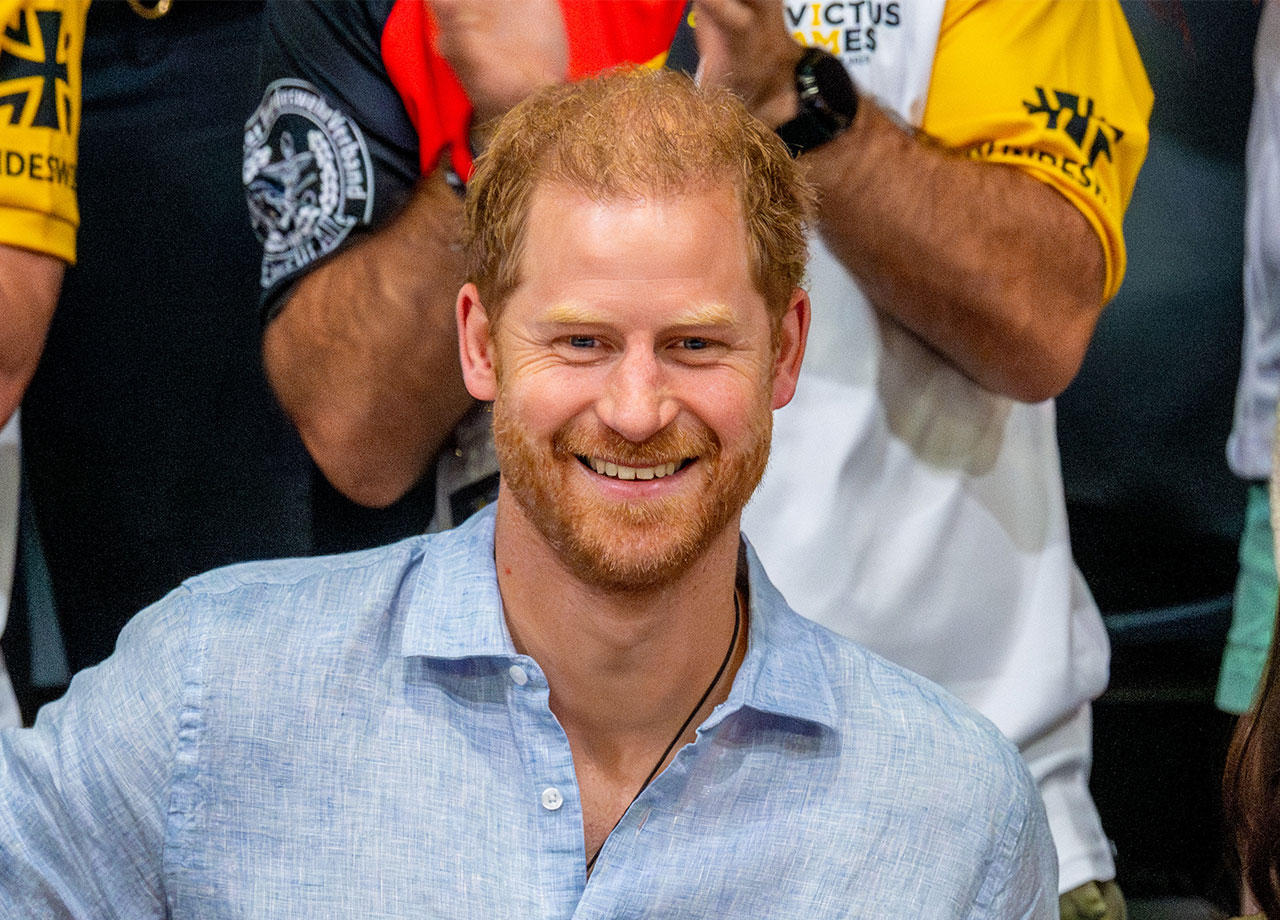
[540,787,564,811]
[508,664,529,686]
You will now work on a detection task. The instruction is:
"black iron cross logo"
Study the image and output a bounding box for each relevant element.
[0,9,70,132]
[1023,87,1124,169]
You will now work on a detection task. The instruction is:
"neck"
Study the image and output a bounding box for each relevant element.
[493,495,745,770]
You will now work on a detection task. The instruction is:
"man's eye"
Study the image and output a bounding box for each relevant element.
[681,337,710,351]
[568,336,597,349]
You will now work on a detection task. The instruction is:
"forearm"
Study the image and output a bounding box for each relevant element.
[263,166,475,508]
[803,97,1105,403]
[0,248,64,426]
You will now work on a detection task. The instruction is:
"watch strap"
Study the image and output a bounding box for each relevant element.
[775,47,858,157]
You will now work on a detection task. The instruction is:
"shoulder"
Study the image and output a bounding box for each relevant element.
[747,544,1032,800]
[794,608,1039,812]
[264,0,394,51]
[184,534,427,598]
[741,593,1056,902]
[0,0,89,262]
[749,549,1026,788]
[808,618,1055,895]
[174,524,477,649]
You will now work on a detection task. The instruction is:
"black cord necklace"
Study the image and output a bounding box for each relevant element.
[586,592,742,873]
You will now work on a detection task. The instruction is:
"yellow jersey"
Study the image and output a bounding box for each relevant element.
[0,0,86,263]
[921,0,1152,301]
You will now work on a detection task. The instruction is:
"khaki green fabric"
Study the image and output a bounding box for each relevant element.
[1059,880,1127,920]
[1218,485,1278,714]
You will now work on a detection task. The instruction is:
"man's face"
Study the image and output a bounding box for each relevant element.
[459,181,807,591]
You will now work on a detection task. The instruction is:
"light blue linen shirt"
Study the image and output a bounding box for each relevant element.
[0,505,1056,918]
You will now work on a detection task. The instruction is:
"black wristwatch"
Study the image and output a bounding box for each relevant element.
[775,47,859,157]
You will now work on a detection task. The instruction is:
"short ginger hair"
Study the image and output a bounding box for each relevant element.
[463,67,814,325]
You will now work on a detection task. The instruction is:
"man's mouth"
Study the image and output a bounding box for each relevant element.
[577,456,692,481]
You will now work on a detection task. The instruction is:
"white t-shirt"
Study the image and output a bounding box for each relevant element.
[745,0,1151,892]
[0,413,22,728]
[1228,0,1280,482]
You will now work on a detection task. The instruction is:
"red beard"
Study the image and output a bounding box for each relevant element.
[492,397,772,592]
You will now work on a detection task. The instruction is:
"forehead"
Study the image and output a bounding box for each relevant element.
[511,181,763,325]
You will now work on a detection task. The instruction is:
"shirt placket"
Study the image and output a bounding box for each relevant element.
[504,656,587,919]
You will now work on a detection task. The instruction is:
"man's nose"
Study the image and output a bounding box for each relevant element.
[596,348,679,444]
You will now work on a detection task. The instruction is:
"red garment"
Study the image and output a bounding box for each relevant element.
[381,0,686,178]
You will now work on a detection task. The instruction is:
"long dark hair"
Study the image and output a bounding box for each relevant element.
[1224,605,1280,918]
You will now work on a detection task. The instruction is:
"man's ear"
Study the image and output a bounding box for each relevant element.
[771,287,810,410]
[457,282,498,401]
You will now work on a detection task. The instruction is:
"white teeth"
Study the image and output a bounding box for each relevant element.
[587,458,682,481]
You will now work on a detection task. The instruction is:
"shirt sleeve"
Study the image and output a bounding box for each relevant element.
[244,0,687,324]
[971,748,1060,920]
[921,0,1153,302]
[0,0,87,264]
[244,0,430,322]
[0,589,191,916]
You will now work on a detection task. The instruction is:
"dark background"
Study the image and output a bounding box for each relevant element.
[1057,2,1265,913]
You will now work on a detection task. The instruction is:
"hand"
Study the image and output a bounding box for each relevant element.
[1058,880,1127,920]
[692,0,805,128]
[430,0,568,127]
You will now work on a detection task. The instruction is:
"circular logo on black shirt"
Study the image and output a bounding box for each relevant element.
[243,79,374,290]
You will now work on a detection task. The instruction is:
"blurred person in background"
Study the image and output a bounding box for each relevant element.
[1222,2,1280,916]
[4,1,397,723]
[1220,0,1280,722]
[0,0,87,726]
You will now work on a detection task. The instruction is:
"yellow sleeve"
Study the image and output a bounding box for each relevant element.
[921,0,1153,301]
[0,0,87,264]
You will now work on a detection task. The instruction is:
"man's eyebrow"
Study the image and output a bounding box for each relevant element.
[667,303,740,328]
[535,302,742,327]
[537,303,607,326]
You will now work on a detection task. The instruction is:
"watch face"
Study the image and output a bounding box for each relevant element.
[779,48,859,156]
[807,53,857,127]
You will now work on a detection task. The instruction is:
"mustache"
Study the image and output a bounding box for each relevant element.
[552,420,719,467]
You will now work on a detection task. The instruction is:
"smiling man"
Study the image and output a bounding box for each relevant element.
[469,189,784,595]
[0,70,1054,918]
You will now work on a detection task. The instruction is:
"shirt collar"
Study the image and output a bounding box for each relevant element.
[713,537,840,733]
[400,504,839,732]
[401,504,514,660]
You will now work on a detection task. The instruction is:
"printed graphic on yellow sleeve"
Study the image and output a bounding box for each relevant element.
[921,0,1153,301]
[0,0,86,263]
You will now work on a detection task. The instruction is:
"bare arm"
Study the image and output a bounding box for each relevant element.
[695,0,1105,402]
[261,0,566,508]
[263,166,472,509]
[803,104,1104,402]
[0,247,64,426]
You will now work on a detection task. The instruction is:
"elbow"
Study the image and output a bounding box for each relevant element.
[983,293,1101,404]
[304,434,424,509]
[265,387,442,509]
[998,346,1086,403]
[980,185,1108,402]
[291,397,433,508]
[262,327,426,509]
[287,395,432,508]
